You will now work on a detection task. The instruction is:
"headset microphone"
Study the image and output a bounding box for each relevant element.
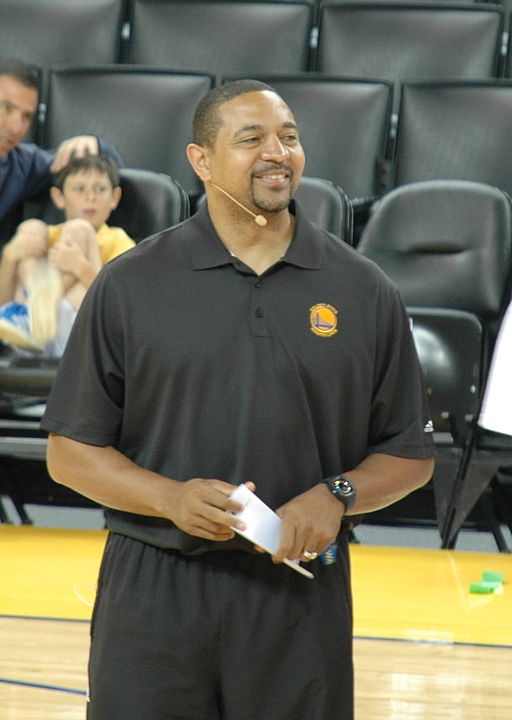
[210,183,267,227]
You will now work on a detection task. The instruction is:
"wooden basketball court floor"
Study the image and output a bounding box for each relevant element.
[1,525,511,719]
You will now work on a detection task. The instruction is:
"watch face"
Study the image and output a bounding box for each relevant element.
[334,478,352,495]
[328,475,356,510]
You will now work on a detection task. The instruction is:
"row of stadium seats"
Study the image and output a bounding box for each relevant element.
[14,69,512,216]
[4,0,512,88]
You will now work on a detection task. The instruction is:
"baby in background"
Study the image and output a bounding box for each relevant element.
[0,154,134,356]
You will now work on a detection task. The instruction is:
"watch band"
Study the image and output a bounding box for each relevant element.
[325,474,357,511]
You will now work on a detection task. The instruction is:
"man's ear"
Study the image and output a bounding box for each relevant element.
[186,143,211,182]
[50,186,66,211]
[111,186,122,211]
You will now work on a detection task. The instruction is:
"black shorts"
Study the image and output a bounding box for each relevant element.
[87,532,354,720]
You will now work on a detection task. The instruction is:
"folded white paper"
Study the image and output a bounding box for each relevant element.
[229,483,314,579]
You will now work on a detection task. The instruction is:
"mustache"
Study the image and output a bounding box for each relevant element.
[252,162,294,177]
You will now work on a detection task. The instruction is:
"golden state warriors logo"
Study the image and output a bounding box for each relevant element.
[309,303,338,337]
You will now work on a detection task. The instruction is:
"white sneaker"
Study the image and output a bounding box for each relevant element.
[0,301,43,351]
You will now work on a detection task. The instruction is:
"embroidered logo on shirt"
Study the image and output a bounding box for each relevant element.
[309,303,338,337]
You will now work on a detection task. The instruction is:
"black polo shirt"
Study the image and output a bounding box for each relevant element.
[42,201,434,552]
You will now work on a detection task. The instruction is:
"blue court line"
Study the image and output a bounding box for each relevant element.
[0,677,86,695]
[4,614,511,651]
[354,634,512,651]
[0,613,89,623]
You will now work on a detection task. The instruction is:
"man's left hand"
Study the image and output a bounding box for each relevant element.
[273,483,344,565]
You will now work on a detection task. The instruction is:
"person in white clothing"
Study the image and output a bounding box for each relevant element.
[478,300,512,436]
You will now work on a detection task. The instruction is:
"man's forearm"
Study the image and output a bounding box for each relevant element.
[46,433,181,519]
[46,433,248,542]
[342,452,435,516]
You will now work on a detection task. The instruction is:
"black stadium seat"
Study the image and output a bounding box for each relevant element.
[0,0,125,93]
[315,3,504,112]
[41,67,215,199]
[294,177,353,244]
[394,80,512,202]
[125,0,314,76]
[357,179,512,543]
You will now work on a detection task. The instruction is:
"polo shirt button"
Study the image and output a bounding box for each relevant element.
[255,280,262,288]
[255,308,264,318]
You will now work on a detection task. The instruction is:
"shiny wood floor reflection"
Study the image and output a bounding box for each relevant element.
[1,526,511,718]
[1,618,511,720]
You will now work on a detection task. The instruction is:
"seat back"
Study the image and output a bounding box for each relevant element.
[0,0,125,97]
[357,179,512,536]
[409,307,484,440]
[357,179,512,327]
[222,74,393,202]
[125,0,313,75]
[315,4,504,112]
[394,80,512,197]
[42,67,214,198]
[294,176,353,244]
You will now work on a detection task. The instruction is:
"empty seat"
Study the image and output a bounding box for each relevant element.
[357,179,512,541]
[41,67,215,198]
[358,179,511,326]
[409,308,484,444]
[0,0,125,92]
[222,74,394,203]
[294,176,353,243]
[394,80,512,200]
[315,3,504,112]
[125,0,314,75]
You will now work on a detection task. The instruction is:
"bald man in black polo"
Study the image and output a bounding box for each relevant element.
[42,80,435,720]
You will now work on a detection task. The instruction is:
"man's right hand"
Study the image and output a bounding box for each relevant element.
[169,478,255,541]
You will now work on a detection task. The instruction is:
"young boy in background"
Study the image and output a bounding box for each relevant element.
[0,154,134,355]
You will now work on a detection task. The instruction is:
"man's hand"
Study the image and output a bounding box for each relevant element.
[50,136,100,173]
[169,478,256,542]
[273,484,344,564]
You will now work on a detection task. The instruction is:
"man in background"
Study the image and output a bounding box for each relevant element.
[0,56,123,225]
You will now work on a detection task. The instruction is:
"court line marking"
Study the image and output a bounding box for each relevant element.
[0,677,85,695]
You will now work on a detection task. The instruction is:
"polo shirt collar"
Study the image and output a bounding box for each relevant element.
[185,200,324,271]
